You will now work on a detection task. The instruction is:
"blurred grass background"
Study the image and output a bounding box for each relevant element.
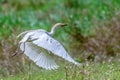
[0,0,120,79]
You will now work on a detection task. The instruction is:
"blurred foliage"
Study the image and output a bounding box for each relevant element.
[0,0,120,77]
[1,62,120,80]
[80,15,120,62]
[0,0,120,38]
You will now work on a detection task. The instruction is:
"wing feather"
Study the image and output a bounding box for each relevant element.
[31,33,81,66]
[20,42,58,70]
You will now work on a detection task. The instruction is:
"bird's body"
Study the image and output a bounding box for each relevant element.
[17,23,81,70]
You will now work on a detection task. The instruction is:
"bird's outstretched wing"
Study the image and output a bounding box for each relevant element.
[20,42,58,70]
[30,32,81,66]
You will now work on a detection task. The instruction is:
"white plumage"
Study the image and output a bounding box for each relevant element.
[17,23,81,70]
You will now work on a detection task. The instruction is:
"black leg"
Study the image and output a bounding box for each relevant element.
[22,42,25,53]
[11,44,20,57]
[11,42,25,57]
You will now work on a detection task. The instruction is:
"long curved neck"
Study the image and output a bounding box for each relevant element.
[49,25,59,35]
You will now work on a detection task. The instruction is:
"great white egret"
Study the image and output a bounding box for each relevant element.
[16,23,81,70]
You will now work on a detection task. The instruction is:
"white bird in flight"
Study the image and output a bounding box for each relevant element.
[16,23,81,70]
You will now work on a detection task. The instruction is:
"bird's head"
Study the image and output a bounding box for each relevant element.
[49,23,68,35]
[53,23,68,28]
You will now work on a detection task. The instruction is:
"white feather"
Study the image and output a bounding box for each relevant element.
[29,31,81,66]
[20,42,58,70]
[18,23,81,70]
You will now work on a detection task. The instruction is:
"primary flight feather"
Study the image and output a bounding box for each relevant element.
[17,23,81,70]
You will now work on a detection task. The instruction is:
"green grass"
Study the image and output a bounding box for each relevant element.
[1,61,120,80]
[0,0,120,39]
[0,0,120,80]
